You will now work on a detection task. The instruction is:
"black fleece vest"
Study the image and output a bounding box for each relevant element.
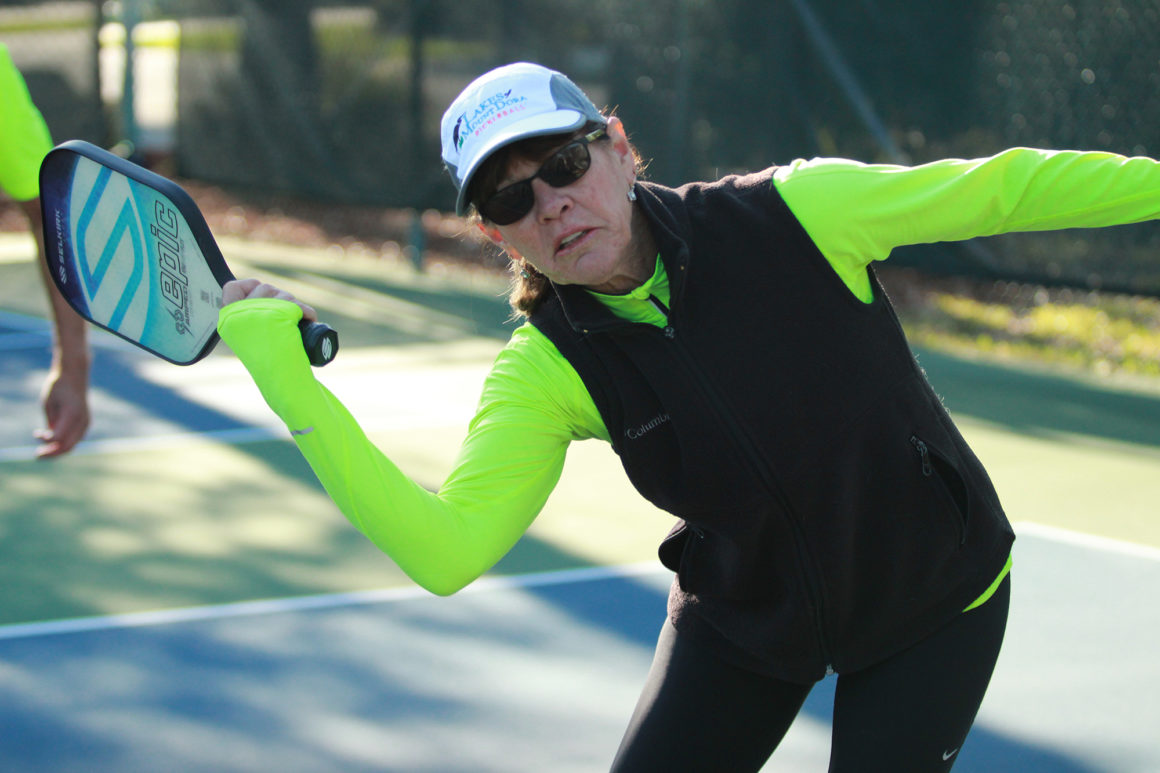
[530,169,1014,683]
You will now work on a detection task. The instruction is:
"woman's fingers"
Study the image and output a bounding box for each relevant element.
[221,279,319,322]
[221,278,263,305]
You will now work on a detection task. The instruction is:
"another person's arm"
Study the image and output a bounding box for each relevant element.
[1,44,91,456]
[24,198,91,457]
[218,286,602,595]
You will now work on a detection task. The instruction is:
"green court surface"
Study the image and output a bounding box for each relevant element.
[3,227,1159,620]
[0,233,674,627]
[2,232,1159,771]
[3,231,1157,624]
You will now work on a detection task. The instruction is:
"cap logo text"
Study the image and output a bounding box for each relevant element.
[454,88,529,149]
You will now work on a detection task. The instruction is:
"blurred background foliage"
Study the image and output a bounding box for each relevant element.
[4,0,1160,297]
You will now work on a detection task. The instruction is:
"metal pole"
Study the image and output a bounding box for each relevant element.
[668,0,691,182]
[786,0,906,163]
[787,0,1000,275]
[120,0,140,154]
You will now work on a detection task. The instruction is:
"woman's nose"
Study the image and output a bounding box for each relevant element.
[531,177,572,221]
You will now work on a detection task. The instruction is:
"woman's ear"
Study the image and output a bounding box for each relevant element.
[604,117,635,175]
[477,221,522,260]
[606,116,628,144]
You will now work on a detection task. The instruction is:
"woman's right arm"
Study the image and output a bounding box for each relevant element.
[218,295,600,595]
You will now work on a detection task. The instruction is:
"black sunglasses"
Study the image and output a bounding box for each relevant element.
[477,128,608,225]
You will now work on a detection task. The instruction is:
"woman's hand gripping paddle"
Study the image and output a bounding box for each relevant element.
[38,140,338,366]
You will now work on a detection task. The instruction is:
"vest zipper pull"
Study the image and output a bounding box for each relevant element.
[910,436,933,477]
[646,294,675,339]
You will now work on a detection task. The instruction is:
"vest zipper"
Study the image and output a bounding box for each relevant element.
[910,435,967,546]
[911,437,934,477]
[660,330,836,676]
[646,294,677,339]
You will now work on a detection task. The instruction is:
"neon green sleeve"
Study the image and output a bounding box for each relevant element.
[218,298,604,595]
[774,148,1160,302]
[0,44,53,202]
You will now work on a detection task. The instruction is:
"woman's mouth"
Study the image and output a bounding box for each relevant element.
[556,229,592,254]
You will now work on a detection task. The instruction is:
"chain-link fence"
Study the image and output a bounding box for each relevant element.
[4,0,1160,294]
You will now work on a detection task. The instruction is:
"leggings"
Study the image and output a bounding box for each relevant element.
[611,576,1010,773]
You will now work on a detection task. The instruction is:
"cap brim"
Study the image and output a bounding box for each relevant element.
[455,109,588,216]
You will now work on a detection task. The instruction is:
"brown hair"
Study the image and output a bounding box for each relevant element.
[466,120,644,319]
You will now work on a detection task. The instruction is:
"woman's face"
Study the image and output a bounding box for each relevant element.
[480,118,645,294]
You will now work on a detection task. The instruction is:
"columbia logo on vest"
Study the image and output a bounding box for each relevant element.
[626,413,671,440]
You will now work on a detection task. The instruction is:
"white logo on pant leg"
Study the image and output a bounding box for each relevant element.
[942,748,959,761]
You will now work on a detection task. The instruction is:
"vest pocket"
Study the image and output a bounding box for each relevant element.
[910,434,970,545]
[658,521,704,588]
[659,517,785,599]
[658,520,689,573]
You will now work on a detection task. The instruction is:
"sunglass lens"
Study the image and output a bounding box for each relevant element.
[481,183,534,225]
[540,142,591,187]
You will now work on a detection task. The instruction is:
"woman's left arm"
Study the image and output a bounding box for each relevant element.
[775,148,1160,290]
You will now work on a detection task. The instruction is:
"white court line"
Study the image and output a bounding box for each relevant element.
[0,234,36,263]
[0,562,666,642]
[2,522,1157,643]
[1014,520,1160,562]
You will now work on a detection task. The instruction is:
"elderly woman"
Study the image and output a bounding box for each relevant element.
[220,62,1160,771]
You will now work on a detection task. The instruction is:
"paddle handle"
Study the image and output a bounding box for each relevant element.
[298,319,339,367]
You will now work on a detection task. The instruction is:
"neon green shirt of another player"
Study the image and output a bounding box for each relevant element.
[0,44,53,202]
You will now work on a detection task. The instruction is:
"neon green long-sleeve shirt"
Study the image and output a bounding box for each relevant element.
[219,147,1160,596]
[0,44,54,201]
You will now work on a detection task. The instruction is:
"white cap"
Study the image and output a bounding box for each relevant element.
[440,62,605,216]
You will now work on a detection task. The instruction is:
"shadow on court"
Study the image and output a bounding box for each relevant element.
[520,578,1110,773]
[3,250,1157,770]
[0,330,616,625]
[0,558,1139,772]
[233,253,520,349]
[797,680,1104,773]
[916,346,1160,452]
[264,261,518,342]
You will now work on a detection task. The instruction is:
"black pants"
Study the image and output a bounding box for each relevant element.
[611,576,1010,773]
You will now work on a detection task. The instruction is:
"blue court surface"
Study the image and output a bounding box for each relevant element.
[2,241,1159,772]
[0,534,1158,773]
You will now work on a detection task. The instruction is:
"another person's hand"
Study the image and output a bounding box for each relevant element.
[26,197,92,458]
[36,360,90,458]
[221,278,319,322]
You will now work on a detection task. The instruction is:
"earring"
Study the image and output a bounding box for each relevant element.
[627,186,637,202]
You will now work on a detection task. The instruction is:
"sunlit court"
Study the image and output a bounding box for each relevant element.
[3,243,1159,770]
[4,1,1160,771]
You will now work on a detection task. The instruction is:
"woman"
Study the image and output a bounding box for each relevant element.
[220,62,1160,771]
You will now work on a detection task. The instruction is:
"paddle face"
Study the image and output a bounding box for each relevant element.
[39,141,232,365]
